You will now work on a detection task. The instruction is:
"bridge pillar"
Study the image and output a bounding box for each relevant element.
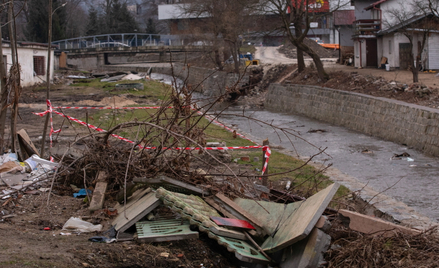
[159,49,165,63]
[97,53,105,68]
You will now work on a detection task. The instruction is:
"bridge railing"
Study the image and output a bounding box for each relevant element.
[52,34,186,49]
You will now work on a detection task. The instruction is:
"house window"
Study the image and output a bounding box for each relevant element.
[33,56,45,76]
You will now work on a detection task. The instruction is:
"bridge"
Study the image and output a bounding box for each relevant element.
[53,34,208,69]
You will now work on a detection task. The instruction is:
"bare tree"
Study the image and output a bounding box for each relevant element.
[385,1,438,82]
[260,0,347,81]
[180,0,259,74]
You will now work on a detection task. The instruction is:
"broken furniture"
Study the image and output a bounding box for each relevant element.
[107,182,340,266]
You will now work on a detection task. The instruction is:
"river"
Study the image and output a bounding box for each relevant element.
[151,72,439,223]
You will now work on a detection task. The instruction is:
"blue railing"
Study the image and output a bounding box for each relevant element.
[52,34,185,49]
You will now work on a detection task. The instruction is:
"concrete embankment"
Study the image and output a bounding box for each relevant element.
[266,83,439,157]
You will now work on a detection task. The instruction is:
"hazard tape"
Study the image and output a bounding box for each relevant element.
[34,101,271,175]
[53,106,173,110]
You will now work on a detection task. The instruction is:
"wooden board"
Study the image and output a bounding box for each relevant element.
[89,181,108,211]
[233,198,298,234]
[112,187,151,213]
[112,191,161,233]
[261,183,339,253]
[211,216,255,230]
[136,219,198,243]
[17,129,40,159]
[214,193,265,235]
[134,174,210,195]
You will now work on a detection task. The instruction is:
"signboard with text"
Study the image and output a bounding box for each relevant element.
[289,0,330,13]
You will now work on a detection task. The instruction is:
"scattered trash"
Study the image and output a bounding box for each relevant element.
[361,149,373,154]
[160,252,170,258]
[286,180,291,190]
[62,217,102,233]
[240,156,250,162]
[67,75,87,79]
[73,189,92,198]
[88,236,116,243]
[407,157,414,162]
[307,129,327,133]
[43,227,51,231]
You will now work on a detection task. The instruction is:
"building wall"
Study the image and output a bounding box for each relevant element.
[266,83,439,157]
[2,46,54,87]
[354,0,374,20]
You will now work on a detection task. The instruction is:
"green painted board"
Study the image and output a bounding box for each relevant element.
[233,199,299,234]
[136,219,198,243]
[261,183,339,253]
[210,232,269,264]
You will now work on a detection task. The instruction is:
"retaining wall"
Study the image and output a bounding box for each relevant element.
[266,83,439,156]
[103,63,248,97]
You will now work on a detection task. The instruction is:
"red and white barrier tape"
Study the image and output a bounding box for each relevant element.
[35,101,271,175]
[53,106,173,110]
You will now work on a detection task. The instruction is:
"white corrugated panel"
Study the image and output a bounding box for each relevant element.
[428,34,439,70]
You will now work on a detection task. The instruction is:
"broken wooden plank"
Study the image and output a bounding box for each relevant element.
[89,171,108,211]
[261,183,339,253]
[134,174,210,195]
[112,191,161,233]
[211,216,255,230]
[89,182,108,211]
[17,129,40,159]
[136,219,198,243]
[339,209,422,237]
[214,193,266,235]
[112,187,151,213]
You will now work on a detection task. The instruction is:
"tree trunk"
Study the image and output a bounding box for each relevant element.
[294,24,305,72]
[411,53,418,83]
[296,42,329,81]
[8,0,19,155]
[0,23,8,152]
[214,48,223,70]
[230,44,240,74]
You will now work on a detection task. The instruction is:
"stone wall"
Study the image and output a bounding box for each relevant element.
[103,63,248,97]
[266,83,439,156]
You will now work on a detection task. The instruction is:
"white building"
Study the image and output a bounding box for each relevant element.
[2,41,55,87]
[352,0,439,70]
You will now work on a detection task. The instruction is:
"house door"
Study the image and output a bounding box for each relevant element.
[366,39,377,67]
[428,35,439,70]
[399,43,411,70]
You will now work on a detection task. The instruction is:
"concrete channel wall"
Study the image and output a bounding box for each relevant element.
[103,64,249,97]
[266,83,439,157]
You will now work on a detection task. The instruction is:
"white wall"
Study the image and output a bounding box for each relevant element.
[2,46,54,87]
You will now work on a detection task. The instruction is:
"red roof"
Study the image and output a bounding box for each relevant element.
[334,10,355,25]
[365,0,390,10]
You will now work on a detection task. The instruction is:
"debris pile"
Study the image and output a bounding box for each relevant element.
[278,39,339,60]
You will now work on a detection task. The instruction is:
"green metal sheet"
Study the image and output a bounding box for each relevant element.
[136,219,198,243]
